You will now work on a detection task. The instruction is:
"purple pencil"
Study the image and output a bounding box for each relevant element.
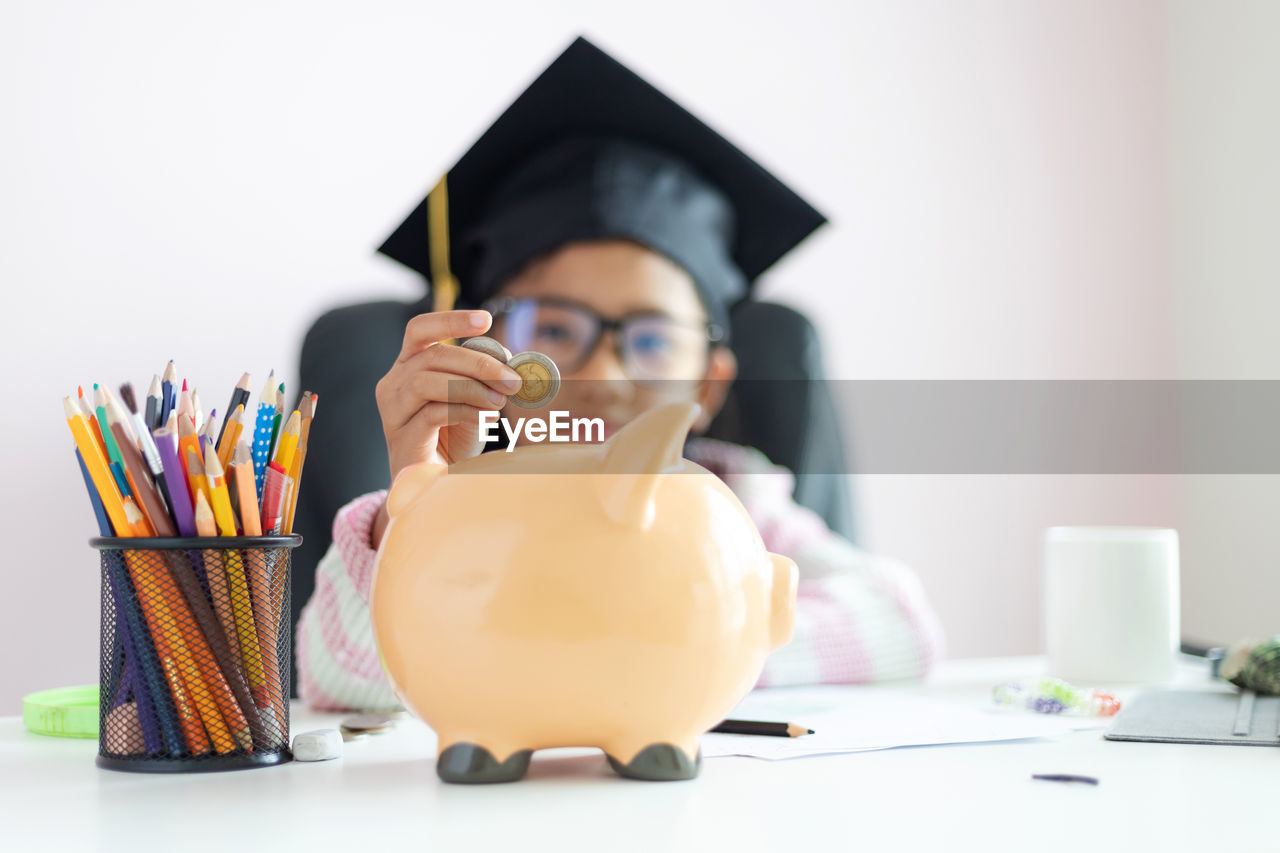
[152,417,197,537]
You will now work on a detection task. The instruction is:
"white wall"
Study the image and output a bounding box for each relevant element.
[1167,0,1280,647]
[2,0,1262,711]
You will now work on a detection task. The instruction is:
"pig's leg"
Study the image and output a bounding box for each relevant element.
[436,743,533,784]
[605,744,701,781]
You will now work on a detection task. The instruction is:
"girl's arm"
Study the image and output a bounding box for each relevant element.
[296,491,401,712]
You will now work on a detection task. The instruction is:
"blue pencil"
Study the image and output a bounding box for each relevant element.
[252,373,277,499]
[159,360,177,426]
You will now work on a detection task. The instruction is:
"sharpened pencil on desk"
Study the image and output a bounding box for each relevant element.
[711,719,814,737]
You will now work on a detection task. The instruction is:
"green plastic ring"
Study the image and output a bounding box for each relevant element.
[23,685,99,738]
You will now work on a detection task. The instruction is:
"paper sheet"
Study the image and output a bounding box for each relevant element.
[702,686,1108,760]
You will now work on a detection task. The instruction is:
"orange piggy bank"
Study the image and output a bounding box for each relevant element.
[369,402,798,783]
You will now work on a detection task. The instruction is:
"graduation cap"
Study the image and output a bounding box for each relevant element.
[377,36,826,334]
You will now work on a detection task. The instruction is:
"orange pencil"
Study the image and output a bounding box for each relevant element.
[231,440,262,537]
[118,502,213,754]
[185,447,206,512]
[178,414,203,502]
[196,491,268,721]
[223,440,287,735]
[126,492,247,752]
[216,404,244,470]
[195,505,240,685]
[284,393,316,534]
[63,399,215,748]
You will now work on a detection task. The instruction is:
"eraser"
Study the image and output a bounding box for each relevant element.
[292,728,343,761]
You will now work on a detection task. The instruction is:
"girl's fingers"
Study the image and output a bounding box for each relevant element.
[380,369,504,433]
[398,342,523,395]
[389,403,486,472]
[396,311,492,363]
[411,371,510,413]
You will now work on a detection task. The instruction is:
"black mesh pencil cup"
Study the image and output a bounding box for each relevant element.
[93,535,301,772]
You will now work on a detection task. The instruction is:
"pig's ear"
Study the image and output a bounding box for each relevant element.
[597,402,700,528]
[386,463,446,519]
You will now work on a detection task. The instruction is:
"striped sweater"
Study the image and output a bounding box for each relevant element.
[296,438,945,711]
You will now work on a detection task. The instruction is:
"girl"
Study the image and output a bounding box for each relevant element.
[296,39,944,711]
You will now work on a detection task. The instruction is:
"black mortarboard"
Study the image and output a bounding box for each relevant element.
[377,36,826,333]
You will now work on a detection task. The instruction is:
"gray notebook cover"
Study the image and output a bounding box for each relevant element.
[1105,688,1280,746]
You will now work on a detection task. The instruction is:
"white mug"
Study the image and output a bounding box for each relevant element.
[1044,527,1180,683]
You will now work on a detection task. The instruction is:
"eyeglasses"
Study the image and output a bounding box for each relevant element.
[483,296,724,382]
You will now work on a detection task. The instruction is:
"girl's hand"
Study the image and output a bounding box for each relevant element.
[371,310,522,547]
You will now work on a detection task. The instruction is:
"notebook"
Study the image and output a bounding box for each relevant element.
[1105,688,1280,746]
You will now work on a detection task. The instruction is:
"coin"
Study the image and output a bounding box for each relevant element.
[506,351,561,409]
[339,712,405,736]
[460,336,513,364]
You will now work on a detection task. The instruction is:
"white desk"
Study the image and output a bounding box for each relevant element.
[3,657,1271,852]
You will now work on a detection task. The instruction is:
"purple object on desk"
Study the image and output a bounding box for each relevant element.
[152,426,196,537]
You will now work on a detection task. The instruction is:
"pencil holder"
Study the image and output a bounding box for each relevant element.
[91,535,301,773]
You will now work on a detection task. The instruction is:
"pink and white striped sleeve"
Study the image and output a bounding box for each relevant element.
[296,490,402,712]
[688,440,945,686]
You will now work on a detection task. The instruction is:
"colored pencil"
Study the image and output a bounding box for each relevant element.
[145,374,162,430]
[191,388,204,433]
[160,361,177,426]
[201,408,220,451]
[63,397,129,534]
[178,414,203,503]
[251,376,276,498]
[195,490,266,715]
[93,385,128,485]
[283,393,315,534]
[110,420,172,537]
[118,499,216,754]
[162,542,257,750]
[77,386,109,462]
[217,404,244,470]
[261,463,291,535]
[125,508,247,755]
[203,450,239,537]
[120,383,172,517]
[218,372,251,448]
[230,440,262,537]
[267,382,285,464]
[80,450,180,755]
[151,417,197,537]
[103,386,137,446]
[272,411,301,473]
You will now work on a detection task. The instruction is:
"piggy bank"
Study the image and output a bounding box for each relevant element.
[370,402,798,783]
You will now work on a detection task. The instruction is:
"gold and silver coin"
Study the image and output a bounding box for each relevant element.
[505,351,561,409]
[460,336,560,409]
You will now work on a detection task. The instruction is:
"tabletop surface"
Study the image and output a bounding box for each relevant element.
[3,657,1272,852]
